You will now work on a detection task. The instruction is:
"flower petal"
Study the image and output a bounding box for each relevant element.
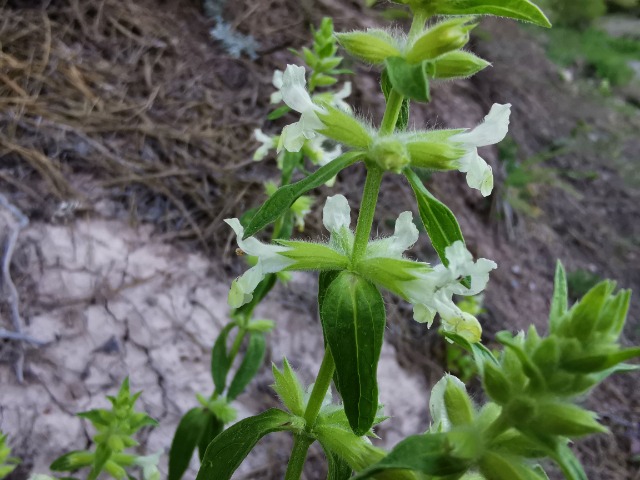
[281,65,316,114]
[253,129,275,161]
[323,195,351,233]
[453,103,511,148]
[457,151,494,196]
[388,211,419,257]
[279,121,306,152]
[272,69,284,89]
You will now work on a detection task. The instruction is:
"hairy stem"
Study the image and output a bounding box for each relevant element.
[304,349,336,427]
[379,88,404,136]
[351,165,384,264]
[284,350,336,480]
[284,435,314,480]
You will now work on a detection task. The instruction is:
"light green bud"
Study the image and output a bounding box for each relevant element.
[480,452,548,480]
[482,361,511,405]
[432,51,490,80]
[317,104,373,149]
[406,141,466,170]
[532,402,607,437]
[336,30,402,65]
[277,240,350,271]
[406,18,476,64]
[443,376,475,427]
[369,136,411,173]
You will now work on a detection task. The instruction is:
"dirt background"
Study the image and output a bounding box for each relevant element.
[0,0,639,479]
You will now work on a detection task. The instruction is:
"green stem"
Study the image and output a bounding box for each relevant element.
[408,10,429,44]
[351,165,384,264]
[284,350,336,480]
[304,349,336,427]
[284,435,314,480]
[379,88,404,136]
[228,328,247,364]
[484,412,511,442]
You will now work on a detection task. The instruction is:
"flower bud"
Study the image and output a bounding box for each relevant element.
[406,18,475,64]
[369,136,411,173]
[432,51,490,80]
[532,402,607,437]
[336,30,401,65]
[482,361,511,405]
[317,104,373,149]
[443,375,475,427]
[406,141,466,170]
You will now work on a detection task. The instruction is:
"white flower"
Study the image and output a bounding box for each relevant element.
[270,70,284,104]
[322,194,354,256]
[277,65,327,153]
[332,82,352,112]
[403,241,497,341]
[450,103,511,197]
[253,129,276,161]
[225,219,294,308]
[365,211,419,259]
[307,135,342,167]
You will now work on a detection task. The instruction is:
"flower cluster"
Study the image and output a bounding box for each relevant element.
[226,194,495,341]
[269,64,511,197]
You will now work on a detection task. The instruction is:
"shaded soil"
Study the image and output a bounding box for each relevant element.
[0,0,639,479]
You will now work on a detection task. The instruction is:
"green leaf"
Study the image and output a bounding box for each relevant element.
[384,57,431,103]
[227,332,267,400]
[428,0,551,28]
[352,433,471,479]
[405,168,464,266]
[443,332,498,373]
[562,347,640,373]
[51,451,94,472]
[272,358,306,416]
[324,446,354,480]
[243,151,364,238]
[267,105,291,120]
[211,323,236,393]
[195,409,294,480]
[197,413,224,462]
[381,69,410,131]
[479,452,549,480]
[168,408,208,480]
[320,272,386,436]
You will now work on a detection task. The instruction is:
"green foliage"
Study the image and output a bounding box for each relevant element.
[494,136,580,235]
[545,27,640,86]
[0,433,19,479]
[242,152,364,238]
[405,168,465,266]
[567,268,605,301]
[50,378,159,480]
[537,0,605,28]
[294,18,349,92]
[320,272,386,436]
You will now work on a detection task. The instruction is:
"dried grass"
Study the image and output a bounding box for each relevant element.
[0,0,328,250]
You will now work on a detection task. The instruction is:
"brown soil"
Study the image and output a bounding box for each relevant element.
[0,0,639,479]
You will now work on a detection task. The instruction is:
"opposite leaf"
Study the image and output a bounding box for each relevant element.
[413,0,551,28]
[227,331,267,400]
[243,151,364,238]
[405,168,465,267]
[384,57,431,103]
[321,272,386,436]
[168,408,208,480]
[195,409,294,480]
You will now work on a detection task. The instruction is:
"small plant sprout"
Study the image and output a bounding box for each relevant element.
[0,432,20,479]
[50,378,159,480]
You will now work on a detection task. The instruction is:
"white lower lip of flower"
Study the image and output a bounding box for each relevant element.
[225,218,295,307]
[323,195,352,233]
[457,151,493,197]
